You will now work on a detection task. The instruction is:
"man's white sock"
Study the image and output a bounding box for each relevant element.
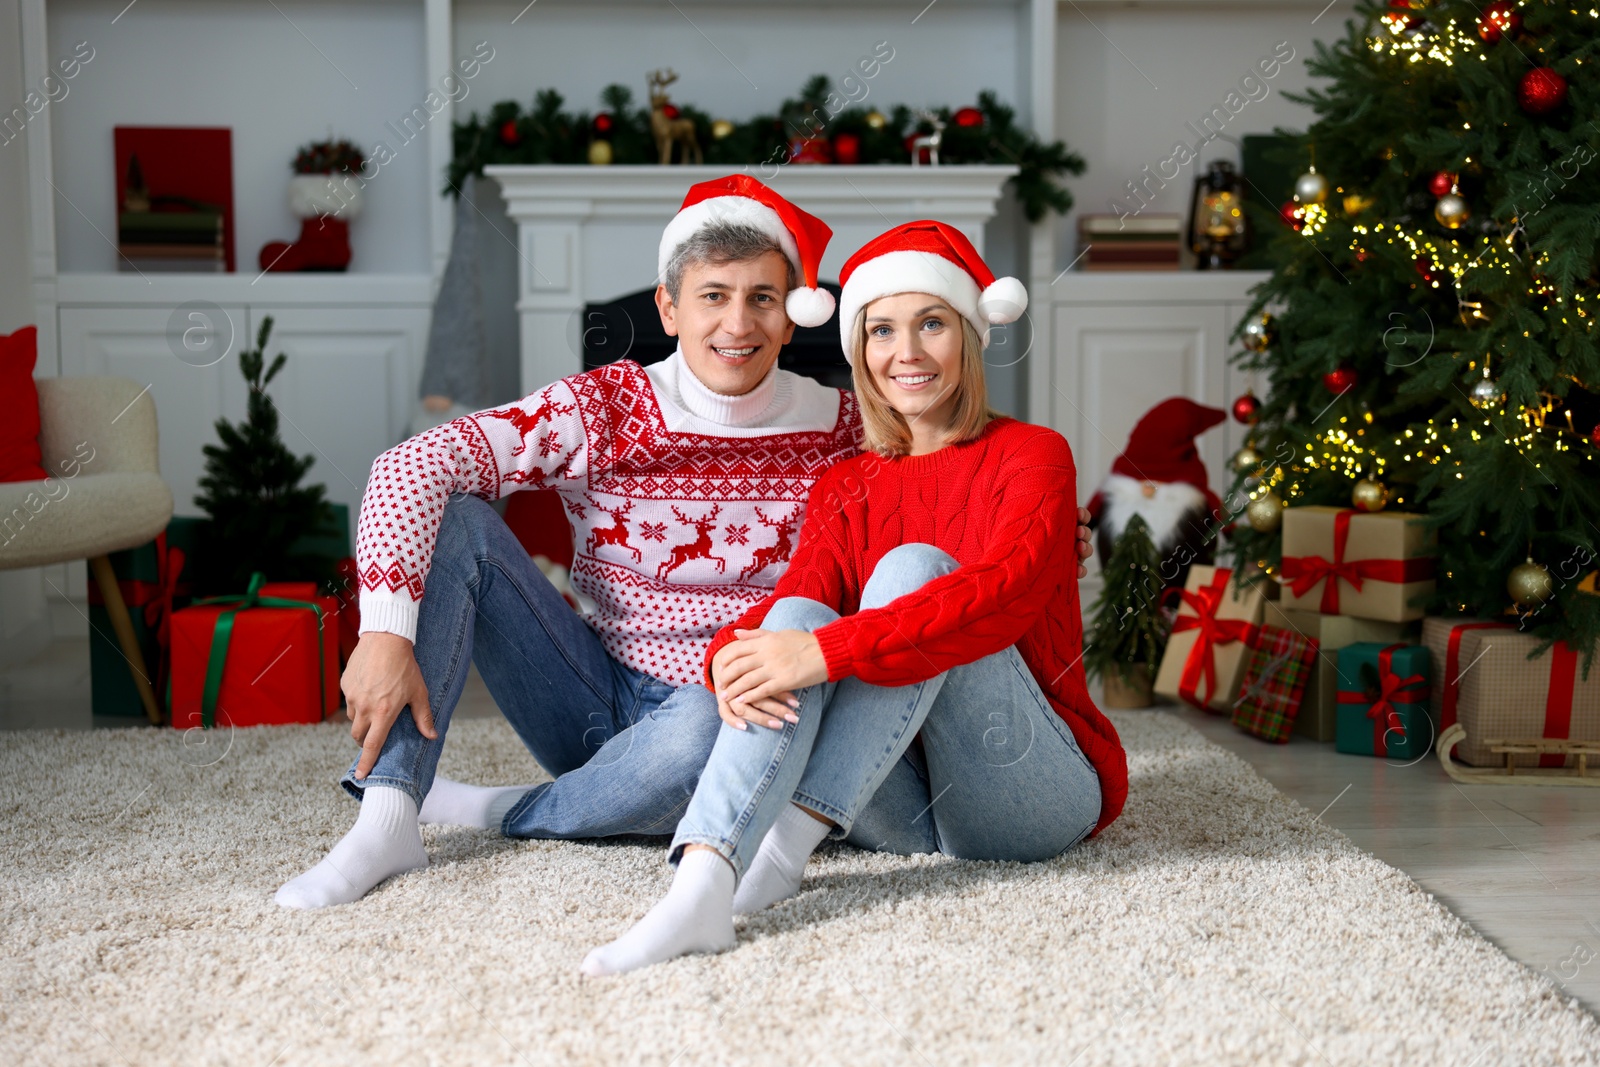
[274,786,428,910]
[418,776,530,830]
[732,802,832,915]
[579,849,736,976]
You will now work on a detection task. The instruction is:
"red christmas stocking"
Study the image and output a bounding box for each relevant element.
[258,217,352,272]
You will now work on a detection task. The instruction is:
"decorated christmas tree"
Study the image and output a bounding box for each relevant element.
[193,316,338,594]
[1227,0,1599,658]
[1085,514,1170,703]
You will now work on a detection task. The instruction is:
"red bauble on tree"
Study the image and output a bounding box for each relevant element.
[592,112,614,136]
[1414,254,1440,284]
[1280,200,1305,231]
[1592,424,1600,447]
[953,106,984,128]
[1519,69,1569,115]
[1428,171,1455,198]
[1231,392,1261,425]
[1323,365,1358,394]
[1477,1,1521,42]
[831,131,861,165]
[498,119,521,147]
[1385,0,1418,30]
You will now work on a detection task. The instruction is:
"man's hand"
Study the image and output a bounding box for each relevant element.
[715,628,827,729]
[1077,506,1095,579]
[342,631,435,779]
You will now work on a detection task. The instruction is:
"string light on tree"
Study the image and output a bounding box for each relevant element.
[1477,1,1522,42]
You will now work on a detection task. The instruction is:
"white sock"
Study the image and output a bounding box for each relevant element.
[418,776,530,830]
[579,849,736,976]
[274,786,428,910]
[732,803,833,916]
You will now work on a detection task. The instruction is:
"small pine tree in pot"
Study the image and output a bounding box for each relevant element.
[1084,514,1170,708]
[192,316,339,595]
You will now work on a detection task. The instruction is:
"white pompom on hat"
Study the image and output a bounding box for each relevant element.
[836,220,1027,349]
[657,174,836,328]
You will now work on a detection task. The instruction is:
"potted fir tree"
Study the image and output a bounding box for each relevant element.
[1084,514,1169,709]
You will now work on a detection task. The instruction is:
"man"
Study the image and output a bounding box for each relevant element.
[276,175,1093,909]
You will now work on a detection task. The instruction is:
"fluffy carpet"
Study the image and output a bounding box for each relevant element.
[3,711,1597,1067]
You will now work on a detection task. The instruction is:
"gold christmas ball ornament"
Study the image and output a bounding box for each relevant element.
[1352,478,1388,512]
[1468,366,1504,409]
[1232,445,1263,472]
[864,110,887,129]
[1507,558,1554,608]
[710,119,736,140]
[1434,193,1470,229]
[587,139,614,166]
[1240,313,1275,353]
[1246,493,1284,533]
[1294,168,1329,204]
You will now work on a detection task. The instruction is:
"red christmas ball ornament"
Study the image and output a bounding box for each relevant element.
[831,131,861,165]
[498,119,521,146]
[1519,69,1569,116]
[953,106,984,128]
[1280,200,1305,232]
[1385,0,1418,30]
[592,111,614,135]
[1428,171,1455,198]
[1231,392,1261,425]
[662,103,681,120]
[1414,254,1439,283]
[1591,423,1600,446]
[1323,365,1358,395]
[1477,1,1521,42]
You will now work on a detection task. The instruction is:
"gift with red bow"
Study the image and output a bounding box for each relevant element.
[1335,642,1432,759]
[1153,565,1272,713]
[1280,506,1436,622]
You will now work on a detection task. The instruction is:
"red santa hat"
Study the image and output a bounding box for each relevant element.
[1086,398,1227,521]
[658,174,836,328]
[836,220,1027,349]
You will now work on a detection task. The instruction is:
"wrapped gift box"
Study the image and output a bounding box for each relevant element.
[1154,565,1272,713]
[1231,625,1320,743]
[168,573,340,730]
[331,556,361,667]
[1280,506,1437,622]
[1335,642,1432,759]
[1259,601,1413,741]
[85,516,209,719]
[1446,628,1600,768]
[1420,616,1514,739]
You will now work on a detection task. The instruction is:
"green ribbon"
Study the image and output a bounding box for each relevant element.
[189,572,326,729]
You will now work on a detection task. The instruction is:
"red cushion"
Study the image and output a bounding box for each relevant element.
[0,327,48,483]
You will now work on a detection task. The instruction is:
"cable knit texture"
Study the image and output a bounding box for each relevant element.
[356,352,859,686]
[704,417,1128,835]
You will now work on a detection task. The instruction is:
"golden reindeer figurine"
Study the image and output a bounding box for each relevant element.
[646,69,702,165]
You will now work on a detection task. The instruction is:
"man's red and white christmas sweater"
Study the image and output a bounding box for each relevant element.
[356,351,862,686]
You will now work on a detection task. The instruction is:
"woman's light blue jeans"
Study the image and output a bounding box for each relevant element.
[671,543,1103,879]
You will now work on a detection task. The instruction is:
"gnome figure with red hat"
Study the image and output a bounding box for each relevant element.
[1086,397,1227,590]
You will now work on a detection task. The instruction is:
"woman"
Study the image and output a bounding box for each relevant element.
[581,221,1128,976]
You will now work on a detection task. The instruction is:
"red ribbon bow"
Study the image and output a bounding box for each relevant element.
[1280,509,1435,613]
[1171,569,1258,709]
[1338,643,1427,757]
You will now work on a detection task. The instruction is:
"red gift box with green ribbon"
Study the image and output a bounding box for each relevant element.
[1335,641,1432,759]
[167,572,341,730]
[1280,506,1437,622]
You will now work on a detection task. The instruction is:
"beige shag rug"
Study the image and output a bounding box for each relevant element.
[3,711,1597,1066]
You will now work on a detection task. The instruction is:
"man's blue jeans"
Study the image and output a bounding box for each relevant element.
[672,544,1103,878]
[340,494,722,839]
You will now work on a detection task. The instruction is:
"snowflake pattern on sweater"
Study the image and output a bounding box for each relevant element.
[356,355,861,686]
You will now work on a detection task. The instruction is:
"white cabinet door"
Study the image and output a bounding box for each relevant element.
[246,307,429,523]
[1046,302,1232,507]
[59,304,248,520]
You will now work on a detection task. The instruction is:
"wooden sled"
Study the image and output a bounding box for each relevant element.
[1435,724,1600,787]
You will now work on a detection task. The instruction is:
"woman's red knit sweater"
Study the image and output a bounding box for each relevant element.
[704,416,1127,836]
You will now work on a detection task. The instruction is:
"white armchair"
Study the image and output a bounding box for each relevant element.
[0,377,174,724]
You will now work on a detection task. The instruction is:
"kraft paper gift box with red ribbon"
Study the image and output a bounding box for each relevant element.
[1420,616,1514,740]
[1153,565,1272,712]
[85,516,208,719]
[168,572,340,730]
[1230,625,1321,743]
[1438,627,1600,769]
[1334,642,1432,759]
[1280,506,1437,622]
[1259,601,1413,742]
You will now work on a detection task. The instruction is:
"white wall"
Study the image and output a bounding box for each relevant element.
[47,0,433,275]
[0,0,32,333]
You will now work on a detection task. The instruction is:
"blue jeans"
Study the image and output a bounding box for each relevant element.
[671,544,1103,878]
[340,494,722,839]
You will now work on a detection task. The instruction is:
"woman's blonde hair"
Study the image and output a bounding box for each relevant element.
[847,300,1000,457]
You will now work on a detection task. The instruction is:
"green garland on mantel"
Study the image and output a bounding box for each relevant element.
[447,76,1086,223]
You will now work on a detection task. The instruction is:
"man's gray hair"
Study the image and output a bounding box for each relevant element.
[662,221,797,303]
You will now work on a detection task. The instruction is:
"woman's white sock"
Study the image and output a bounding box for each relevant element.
[579,849,736,976]
[418,776,529,830]
[274,786,428,909]
[732,802,832,915]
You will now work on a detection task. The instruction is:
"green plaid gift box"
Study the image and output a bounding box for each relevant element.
[1231,626,1321,743]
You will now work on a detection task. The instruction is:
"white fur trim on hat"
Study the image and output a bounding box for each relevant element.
[837,250,982,350]
[978,276,1028,324]
[786,286,836,328]
[658,195,801,279]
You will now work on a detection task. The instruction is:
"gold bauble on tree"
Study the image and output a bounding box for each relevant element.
[1246,493,1283,533]
[1240,313,1275,353]
[1507,558,1554,608]
[864,110,887,129]
[1232,444,1263,472]
[587,140,614,166]
[1352,478,1388,512]
[710,119,735,140]
[1434,193,1470,229]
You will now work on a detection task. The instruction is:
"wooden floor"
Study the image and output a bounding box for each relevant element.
[4,641,1597,1016]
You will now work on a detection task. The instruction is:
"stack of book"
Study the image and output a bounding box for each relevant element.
[1075,214,1183,272]
[118,203,226,273]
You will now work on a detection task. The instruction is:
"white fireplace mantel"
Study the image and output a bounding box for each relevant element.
[486,165,1019,393]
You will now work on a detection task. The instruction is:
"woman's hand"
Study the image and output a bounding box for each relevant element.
[1077,506,1094,579]
[712,628,828,730]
